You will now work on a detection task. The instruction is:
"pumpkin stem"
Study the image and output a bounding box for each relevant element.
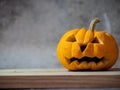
[89,18,100,31]
[83,18,100,45]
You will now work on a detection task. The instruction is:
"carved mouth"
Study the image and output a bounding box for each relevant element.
[69,57,104,64]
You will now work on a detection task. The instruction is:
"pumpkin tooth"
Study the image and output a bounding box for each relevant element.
[69,60,79,70]
[88,62,96,69]
[78,61,88,69]
[96,61,104,69]
[78,63,83,69]
[98,61,104,65]
[70,60,79,65]
[91,62,97,70]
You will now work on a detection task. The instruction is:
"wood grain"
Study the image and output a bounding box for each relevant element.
[0,68,120,88]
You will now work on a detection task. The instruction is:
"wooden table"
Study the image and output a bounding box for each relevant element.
[0,68,120,88]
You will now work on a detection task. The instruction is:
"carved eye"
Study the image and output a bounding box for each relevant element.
[80,37,101,52]
[91,37,100,43]
[66,35,76,42]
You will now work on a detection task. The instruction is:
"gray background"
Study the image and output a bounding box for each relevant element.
[0,0,120,89]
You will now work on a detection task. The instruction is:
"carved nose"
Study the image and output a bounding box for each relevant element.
[80,45,87,52]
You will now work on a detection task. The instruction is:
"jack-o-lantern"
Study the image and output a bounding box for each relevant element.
[57,18,118,70]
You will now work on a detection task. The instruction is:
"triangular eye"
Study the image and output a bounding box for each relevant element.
[91,37,99,43]
[66,35,76,42]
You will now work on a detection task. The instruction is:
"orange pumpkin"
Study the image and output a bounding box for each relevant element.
[57,18,118,70]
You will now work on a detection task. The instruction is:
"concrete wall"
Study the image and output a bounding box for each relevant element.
[0,0,120,69]
[0,0,120,90]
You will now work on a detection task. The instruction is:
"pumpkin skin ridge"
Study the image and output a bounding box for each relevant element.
[94,31,118,69]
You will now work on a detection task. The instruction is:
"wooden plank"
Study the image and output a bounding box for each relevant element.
[0,68,120,88]
[0,68,120,76]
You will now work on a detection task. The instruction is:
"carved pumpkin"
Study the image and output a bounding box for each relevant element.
[57,18,118,70]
